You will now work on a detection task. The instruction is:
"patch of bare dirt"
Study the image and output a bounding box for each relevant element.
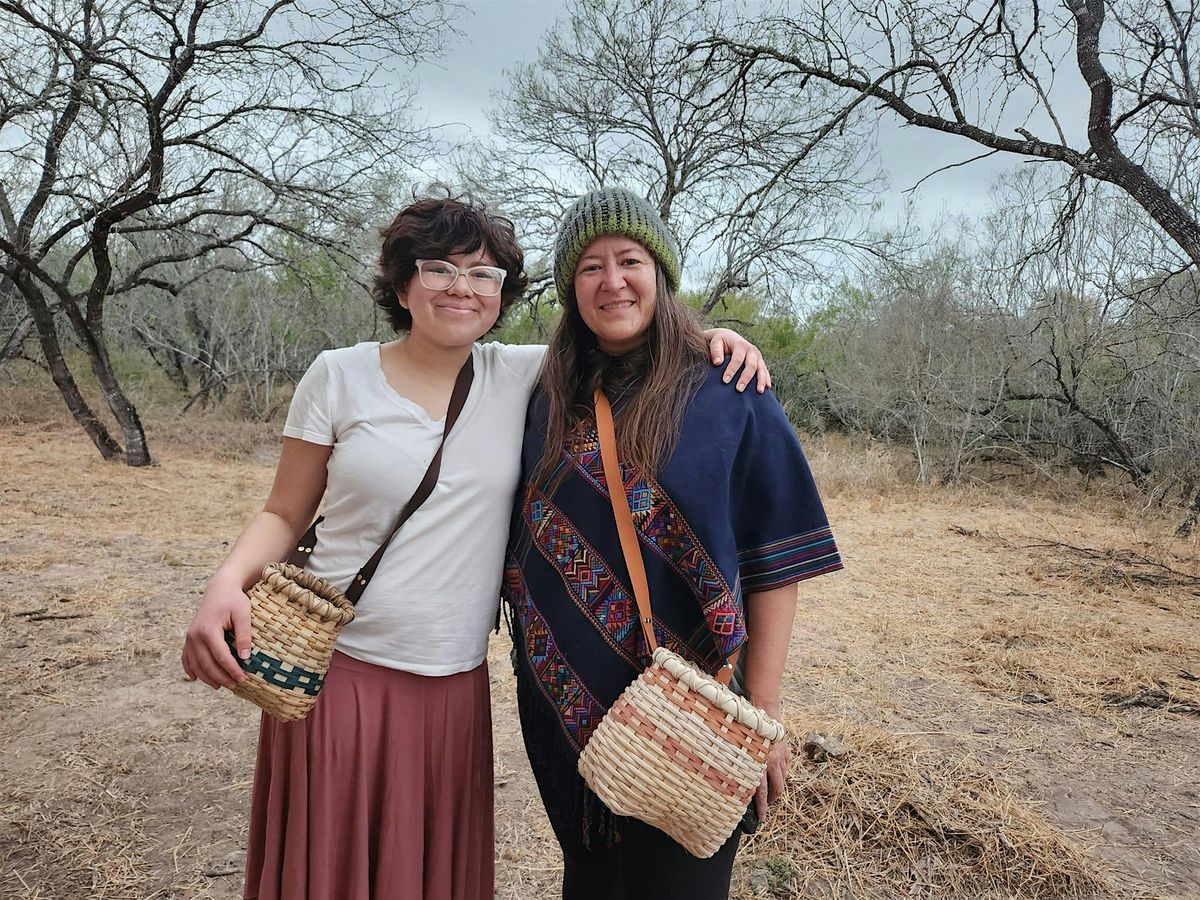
[1,425,1197,899]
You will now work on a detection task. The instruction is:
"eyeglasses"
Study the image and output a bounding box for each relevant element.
[415,259,507,297]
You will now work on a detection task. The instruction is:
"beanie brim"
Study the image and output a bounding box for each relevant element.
[553,188,681,298]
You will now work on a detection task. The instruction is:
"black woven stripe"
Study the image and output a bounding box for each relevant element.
[224,633,326,696]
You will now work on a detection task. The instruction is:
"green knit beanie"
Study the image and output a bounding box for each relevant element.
[553,187,681,299]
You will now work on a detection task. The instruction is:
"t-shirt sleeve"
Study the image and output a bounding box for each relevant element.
[282,352,336,446]
[488,342,548,392]
[731,393,843,593]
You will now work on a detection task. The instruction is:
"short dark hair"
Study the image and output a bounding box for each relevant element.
[372,186,528,332]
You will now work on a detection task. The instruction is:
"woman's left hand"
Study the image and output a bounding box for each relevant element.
[704,327,772,393]
[756,738,789,822]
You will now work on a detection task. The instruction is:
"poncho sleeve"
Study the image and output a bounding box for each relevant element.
[730,393,843,593]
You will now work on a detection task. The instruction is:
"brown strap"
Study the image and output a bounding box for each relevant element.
[287,355,475,603]
[594,389,658,657]
[593,389,741,684]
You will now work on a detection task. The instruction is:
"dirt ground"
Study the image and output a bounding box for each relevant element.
[1,419,1198,899]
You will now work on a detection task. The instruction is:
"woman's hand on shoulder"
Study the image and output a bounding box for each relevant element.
[703,327,772,394]
[182,572,251,690]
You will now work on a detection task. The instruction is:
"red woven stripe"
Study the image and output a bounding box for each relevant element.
[642,669,770,757]
[608,697,760,801]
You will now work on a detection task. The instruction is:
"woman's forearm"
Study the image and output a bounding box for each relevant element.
[741,583,800,717]
[209,436,330,591]
[211,510,306,592]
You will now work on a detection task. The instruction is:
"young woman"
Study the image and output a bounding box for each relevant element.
[505,187,844,900]
[180,189,770,900]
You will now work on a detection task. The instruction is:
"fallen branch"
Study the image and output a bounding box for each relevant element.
[1018,539,1200,585]
[1104,687,1200,715]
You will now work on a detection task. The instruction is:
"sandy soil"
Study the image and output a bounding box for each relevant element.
[0,424,1197,899]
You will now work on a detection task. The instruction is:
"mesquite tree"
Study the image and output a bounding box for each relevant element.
[696,0,1200,270]
[697,0,1200,524]
[460,0,881,310]
[0,0,445,464]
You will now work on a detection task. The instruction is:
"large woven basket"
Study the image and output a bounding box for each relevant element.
[229,562,357,722]
[578,646,785,858]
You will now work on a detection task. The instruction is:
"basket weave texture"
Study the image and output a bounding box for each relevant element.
[229,562,356,722]
[578,646,784,858]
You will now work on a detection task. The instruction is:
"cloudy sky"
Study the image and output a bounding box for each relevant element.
[408,0,1090,236]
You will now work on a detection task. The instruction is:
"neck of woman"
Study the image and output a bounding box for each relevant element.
[582,343,650,403]
[392,330,474,379]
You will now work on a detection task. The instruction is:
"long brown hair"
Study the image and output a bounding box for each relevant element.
[532,265,710,490]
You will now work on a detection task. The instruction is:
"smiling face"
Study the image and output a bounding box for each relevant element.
[397,247,503,350]
[572,235,658,354]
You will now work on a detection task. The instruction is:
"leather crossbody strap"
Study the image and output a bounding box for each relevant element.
[593,389,658,655]
[287,355,475,604]
[593,388,740,685]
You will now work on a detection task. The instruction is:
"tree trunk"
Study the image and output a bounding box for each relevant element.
[1070,0,1200,269]
[95,363,153,466]
[0,314,34,365]
[1176,485,1200,539]
[18,278,123,460]
[72,317,153,466]
[52,280,155,466]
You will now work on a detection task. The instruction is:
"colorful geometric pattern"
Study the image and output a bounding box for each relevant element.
[504,561,607,751]
[524,489,690,665]
[565,429,746,664]
[739,526,845,591]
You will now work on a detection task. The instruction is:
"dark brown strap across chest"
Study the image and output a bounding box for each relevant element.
[286,355,475,603]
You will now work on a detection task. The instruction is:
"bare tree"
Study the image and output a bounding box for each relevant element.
[0,0,447,464]
[823,245,1016,484]
[119,235,376,418]
[459,0,882,312]
[814,170,1200,500]
[696,0,1200,270]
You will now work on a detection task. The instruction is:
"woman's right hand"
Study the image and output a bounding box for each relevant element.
[180,439,330,691]
[182,573,253,690]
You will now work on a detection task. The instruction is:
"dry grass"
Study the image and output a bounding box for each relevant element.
[2,404,1198,899]
[799,433,908,498]
[734,717,1118,899]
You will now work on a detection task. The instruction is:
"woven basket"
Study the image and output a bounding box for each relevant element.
[229,562,357,722]
[578,646,785,858]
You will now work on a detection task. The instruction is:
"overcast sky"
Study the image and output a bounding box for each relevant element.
[409,0,1091,238]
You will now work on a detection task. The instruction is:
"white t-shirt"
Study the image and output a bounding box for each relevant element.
[283,340,546,675]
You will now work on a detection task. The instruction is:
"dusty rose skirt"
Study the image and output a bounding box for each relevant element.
[243,651,494,900]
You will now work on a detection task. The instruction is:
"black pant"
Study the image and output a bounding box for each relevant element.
[554,815,741,900]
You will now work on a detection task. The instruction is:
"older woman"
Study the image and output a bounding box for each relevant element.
[504,187,843,900]
[181,188,771,900]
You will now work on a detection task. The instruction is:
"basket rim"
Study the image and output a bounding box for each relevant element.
[259,562,356,626]
[651,646,785,742]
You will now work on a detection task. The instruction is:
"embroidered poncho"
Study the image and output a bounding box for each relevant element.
[504,365,843,838]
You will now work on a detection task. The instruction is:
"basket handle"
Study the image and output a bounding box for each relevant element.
[593,388,740,685]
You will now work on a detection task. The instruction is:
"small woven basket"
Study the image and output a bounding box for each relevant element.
[578,646,785,858]
[229,562,357,722]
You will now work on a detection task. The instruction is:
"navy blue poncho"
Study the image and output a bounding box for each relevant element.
[504,364,843,841]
